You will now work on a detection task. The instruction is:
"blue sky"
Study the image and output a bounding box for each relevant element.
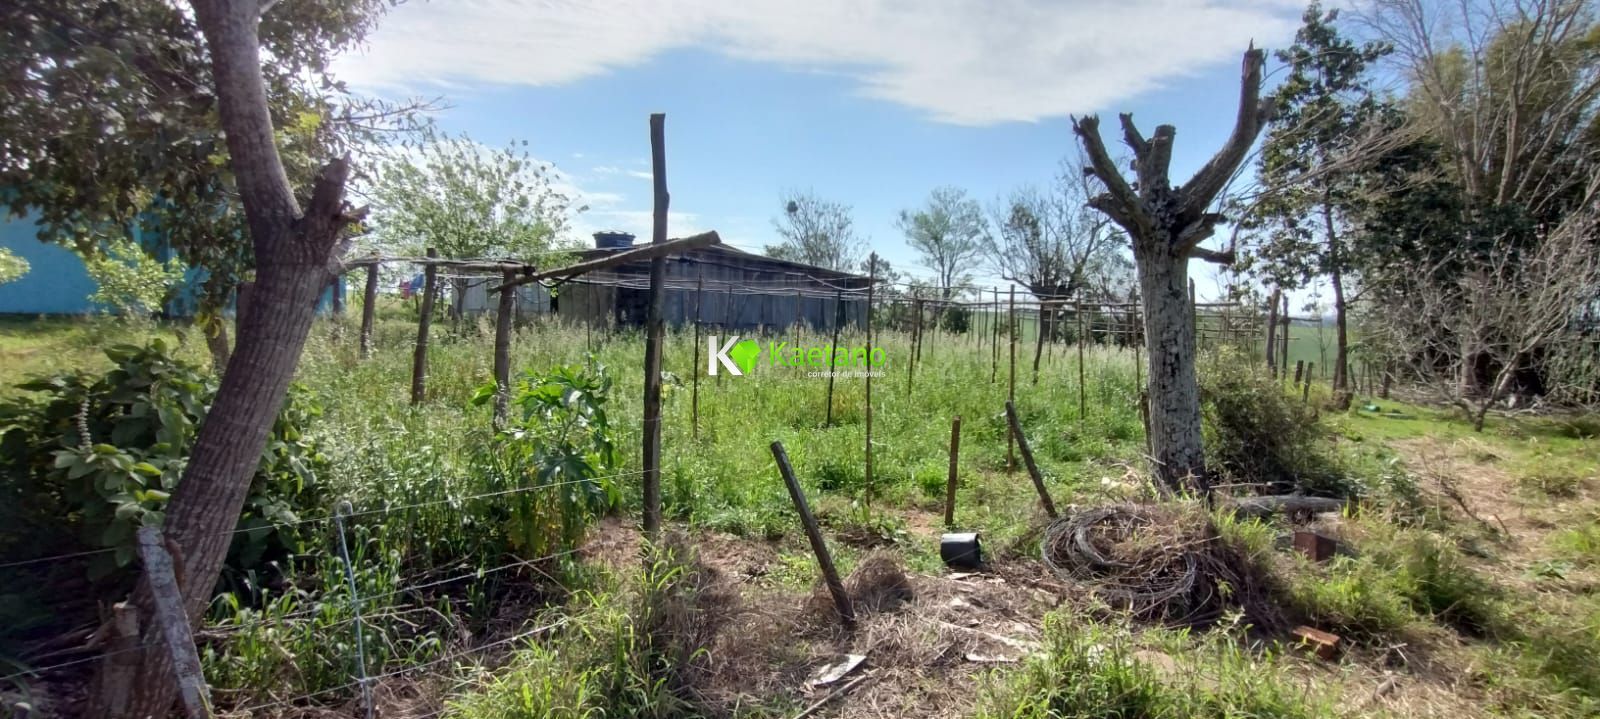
[336,0,1316,301]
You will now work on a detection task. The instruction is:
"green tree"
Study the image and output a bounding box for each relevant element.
[897,186,987,299]
[1243,3,1393,408]
[0,248,27,285]
[81,238,188,316]
[765,190,863,271]
[0,0,425,366]
[368,128,581,315]
[59,0,382,713]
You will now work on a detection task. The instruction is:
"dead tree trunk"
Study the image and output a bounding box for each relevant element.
[1072,47,1271,495]
[90,0,365,713]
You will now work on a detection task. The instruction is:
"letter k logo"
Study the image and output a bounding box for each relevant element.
[709,336,742,376]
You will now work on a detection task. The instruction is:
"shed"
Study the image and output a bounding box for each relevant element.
[462,232,871,331]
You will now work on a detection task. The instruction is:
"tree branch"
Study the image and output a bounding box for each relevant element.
[1178,47,1272,224]
[1073,116,1150,236]
[1188,245,1236,266]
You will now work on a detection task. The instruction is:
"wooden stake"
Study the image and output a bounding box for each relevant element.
[692,270,703,440]
[825,288,842,426]
[136,527,213,719]
[1280,293,1290,376]
[492,269,516,429]
[1032,301,1046,385]
[641,112,668,540]
[1077,301,1087,423]
[1007,286,1017,473]
[1294,359,1305,385]
[359,262,377,360]
[1265,288,1280,376]
[908,298,921,396]
[1303,364,1313,404]
[864,255,876,506]
[771,441,855,626]
[410,247,437,405]
[990,288,1000,383]
[1005,401,1058,519]
[945,415,962,527]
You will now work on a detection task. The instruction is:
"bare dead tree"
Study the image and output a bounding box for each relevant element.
[1072,47,1273,495]
[986,153,1121,305]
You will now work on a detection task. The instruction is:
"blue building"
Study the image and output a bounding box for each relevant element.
[0,209,342,316]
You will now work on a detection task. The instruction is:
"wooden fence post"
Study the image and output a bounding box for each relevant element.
[944,415,962,528]
[1279,294,1290,377]
[136,527,212,719]
[1007,286,1017,473]
[1303,364,1313,404]
[1294,360,1305,386]
[692,271,703,440]
[492,269,517,429]
[1265,288,1280,376]
[825,288,842,426]
[771,441,855,627]
[1032,301,1046,385]
[641,112,669,540]
[1005,401,1058,519]
[1077,301,1087,423]
[990,288,1000,383]
[359,262,378,360]
[864,255,876,506]
[908,298,921,395]
[410,248,437,405]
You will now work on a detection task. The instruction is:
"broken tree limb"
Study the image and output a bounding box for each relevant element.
[491,231,721,293]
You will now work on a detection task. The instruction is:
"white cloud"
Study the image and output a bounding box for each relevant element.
[592,166,654,181]
[336,0,1303,125]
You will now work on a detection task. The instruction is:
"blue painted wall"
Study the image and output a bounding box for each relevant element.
[1,210,343,316]
[0,210,101,315]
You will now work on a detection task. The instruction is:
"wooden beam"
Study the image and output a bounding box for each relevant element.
[491,232,721,293]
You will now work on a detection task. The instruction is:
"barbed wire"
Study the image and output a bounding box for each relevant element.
[0,468,645,571]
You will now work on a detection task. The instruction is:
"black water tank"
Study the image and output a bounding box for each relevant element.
[593,231,635,249]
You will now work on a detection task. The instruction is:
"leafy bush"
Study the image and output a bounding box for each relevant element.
[80,237,187,316]
[469,357,619,559]
[0,341,328,641]
[1199,346,1345,495]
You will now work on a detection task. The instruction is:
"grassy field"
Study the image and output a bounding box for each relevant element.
[1,310,1597,718]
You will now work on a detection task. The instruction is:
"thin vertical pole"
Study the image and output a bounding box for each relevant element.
[1280,293,1290,377]
[1032,300,1046,385]
[641,112,669,540]
[410,248,437,405]
[944,415,962,528]
[826,288,842,425]
[332,506,373,719]
[1265,288,1280,376]
[771,441,854,627]
[908,298,921,395]
[864,255,876,506]
[492,269,516,429]
[990,288,1000,383]
[692,270,703,440]
[359,262,378,360]
[1007,286,1016,473]
[1077,301,1087,422]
